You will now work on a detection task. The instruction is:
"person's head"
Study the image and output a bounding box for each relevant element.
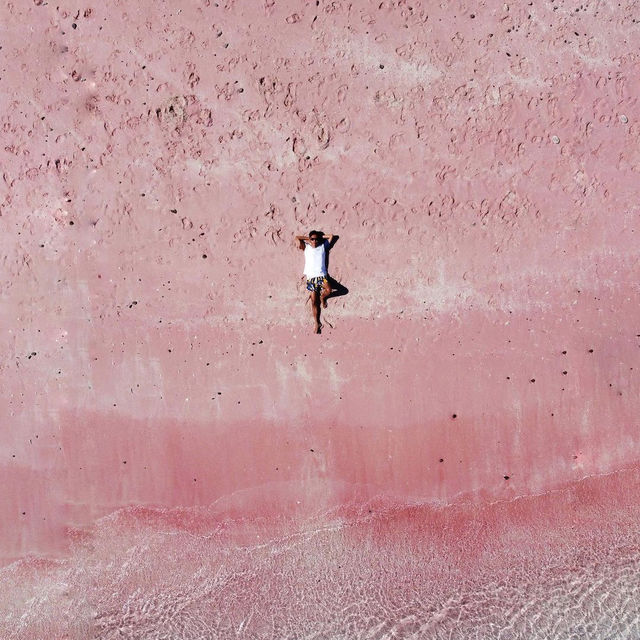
[308,230,322,245]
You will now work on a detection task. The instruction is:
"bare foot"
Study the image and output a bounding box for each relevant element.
[314,323,321,334]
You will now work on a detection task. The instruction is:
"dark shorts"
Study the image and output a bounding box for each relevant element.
[306,275,328,293]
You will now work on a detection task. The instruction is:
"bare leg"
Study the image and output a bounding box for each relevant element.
[310,291,321,333]
[320,279,332,308]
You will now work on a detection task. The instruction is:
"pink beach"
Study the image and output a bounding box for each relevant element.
[1,1,639,637]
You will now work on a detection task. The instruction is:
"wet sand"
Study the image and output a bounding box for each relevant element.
[2,467,640,638]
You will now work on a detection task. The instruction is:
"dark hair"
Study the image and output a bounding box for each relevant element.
[308,229,319,238]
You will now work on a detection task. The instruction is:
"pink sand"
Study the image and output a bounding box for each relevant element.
[0,0,639,636]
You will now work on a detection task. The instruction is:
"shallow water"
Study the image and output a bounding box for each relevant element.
[2,470,639,640]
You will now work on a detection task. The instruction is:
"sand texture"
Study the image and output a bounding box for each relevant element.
[0,1,639,637]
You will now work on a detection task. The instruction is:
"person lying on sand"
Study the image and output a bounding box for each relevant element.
[295,230,335,334]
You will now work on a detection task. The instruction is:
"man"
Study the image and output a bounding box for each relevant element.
[295,230,335,334]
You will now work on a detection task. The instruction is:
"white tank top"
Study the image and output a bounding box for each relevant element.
[303,241,328,277]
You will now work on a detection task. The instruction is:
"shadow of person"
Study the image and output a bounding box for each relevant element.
[325,276,349,301]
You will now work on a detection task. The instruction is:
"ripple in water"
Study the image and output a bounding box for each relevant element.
[1,470,639,639]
